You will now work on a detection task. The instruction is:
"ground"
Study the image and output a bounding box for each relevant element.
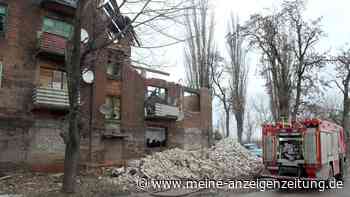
[0,168,349,197]
[1,172,349,197]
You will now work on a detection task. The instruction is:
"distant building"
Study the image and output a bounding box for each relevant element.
[0,0,212,172]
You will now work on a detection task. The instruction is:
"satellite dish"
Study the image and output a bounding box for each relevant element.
[81,29,89,43]
[82,68,95,84]
[99,104,113,115]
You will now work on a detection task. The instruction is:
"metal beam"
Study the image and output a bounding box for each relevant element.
[131,65,170,76]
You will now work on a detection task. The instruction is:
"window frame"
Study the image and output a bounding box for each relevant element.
[39,68,67,90]
[146,86,168,101]
[145,127,168,148]
[106,63,120,77]
[0,4,8,37]
[105,96,121,120]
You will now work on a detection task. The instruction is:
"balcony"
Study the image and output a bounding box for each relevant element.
[145,103,180,120]
[36,0,77,16]
[37,31,67,58]
[32,87,71,110]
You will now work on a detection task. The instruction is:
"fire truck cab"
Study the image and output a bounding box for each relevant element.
[262,119,347,180]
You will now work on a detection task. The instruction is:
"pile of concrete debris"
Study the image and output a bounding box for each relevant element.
[103,138,263,191]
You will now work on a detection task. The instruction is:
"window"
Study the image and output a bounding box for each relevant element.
[146,86,167,101]
[0,5,7,36]
[105,51,121,77]
[145,127,167,148]
[39,68,67,90]
[42,17,73,38]
[105,96,120,120]
[0,61,3,87]
[184,91,200,112]
[106,64,120,76]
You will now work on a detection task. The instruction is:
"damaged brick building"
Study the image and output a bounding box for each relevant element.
[0,0,212,171]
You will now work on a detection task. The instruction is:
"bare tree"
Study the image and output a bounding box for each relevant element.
[244,11,293,121]
[300,94,342,124]
[283,0,325,121]
[62,1,85,192]
[62,0,190,193]
[244,109,255,143]
[210,51,231,138]
[243,0,325,122]
[251,95,274,124]
[184,0,215,89]
[334,47,350,157]
[227,15,248,144]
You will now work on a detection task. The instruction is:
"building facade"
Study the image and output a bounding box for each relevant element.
[0,0,212,171]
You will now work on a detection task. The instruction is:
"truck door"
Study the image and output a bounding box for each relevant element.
[263,135,276,162]
[304,128,317,164]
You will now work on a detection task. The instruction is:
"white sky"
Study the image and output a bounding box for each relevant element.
[137,0,350,91]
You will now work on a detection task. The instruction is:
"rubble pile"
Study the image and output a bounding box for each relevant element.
[104,138,263,191]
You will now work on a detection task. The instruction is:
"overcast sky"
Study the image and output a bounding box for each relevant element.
[137,0,350,94]
[131,0,350,138]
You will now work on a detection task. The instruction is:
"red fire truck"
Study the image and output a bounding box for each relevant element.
[262,119,347,180]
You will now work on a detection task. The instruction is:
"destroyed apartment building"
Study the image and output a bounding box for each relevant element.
[0,0,212,172]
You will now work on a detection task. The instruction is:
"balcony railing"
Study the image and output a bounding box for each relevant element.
[145,103,180,120]
[36,0,77,15]
[37,31,67,57]
[32,87,80,110]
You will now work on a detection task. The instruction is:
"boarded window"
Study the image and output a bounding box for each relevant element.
[42,17,73,38]
[184,91,200,112]
[39,68,67,90]
[146,86,167,101]
[0,5,7,36]
[145,127,167,148]
[105,96,121,120]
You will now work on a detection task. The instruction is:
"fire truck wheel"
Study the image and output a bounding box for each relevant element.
[335,158,345,180]
[328,164,334,180]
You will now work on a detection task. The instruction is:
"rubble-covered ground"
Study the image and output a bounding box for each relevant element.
[0,172,128,197]
[104,138,264,191]
[0,138,263,196]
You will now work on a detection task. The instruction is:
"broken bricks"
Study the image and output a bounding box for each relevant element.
[103,138,264,191]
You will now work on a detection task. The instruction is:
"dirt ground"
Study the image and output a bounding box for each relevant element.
[0,168,130,197]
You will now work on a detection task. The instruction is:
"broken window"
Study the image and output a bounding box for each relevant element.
[105,51,121,77]
[0,5,7,37]
[105,96,121,120]
[184,91,200,112]
[42,17,73,38]
[106,64,120,77]
[39,68,67,90]
[146,86,167,101]
[145,127,167,148]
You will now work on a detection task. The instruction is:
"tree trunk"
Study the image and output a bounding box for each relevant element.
[235,112,244,144]
[342,71,350,159]
[62,0,83,193]
[225,109,230,138]
[62,115,80,193]
[278,89,290,121]
[343,93,350,159]
[292,76,303,121]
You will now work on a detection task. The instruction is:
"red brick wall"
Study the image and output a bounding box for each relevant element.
[121,64,146,159]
